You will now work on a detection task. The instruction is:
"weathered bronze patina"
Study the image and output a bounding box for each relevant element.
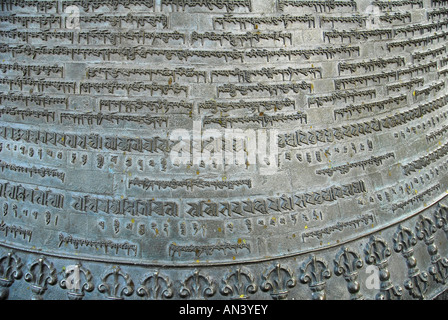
[0,0,447,300]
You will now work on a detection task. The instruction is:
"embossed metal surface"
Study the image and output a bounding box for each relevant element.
[0,0,448,300]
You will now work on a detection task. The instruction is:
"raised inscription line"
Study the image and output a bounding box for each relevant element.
[0,192,446,268]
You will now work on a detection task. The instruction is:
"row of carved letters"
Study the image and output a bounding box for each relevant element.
[0,44,361,62]
[1,30,296,47]
[374,163,447,205]
[323,20,448,43]
[280,94,448,149]
[3,24,448,47]
[0,0,155,12]
[0,140,375,183]
[402,141,448,176]
[0,78,190,96]
[335,61,439,89]
[1,59,440,86]
[0,159,65,182]
[0,95,446,157]
[0,94,447,153]
[0,64,321,84]
[392,183,441,212]
[396,110,448,141]
[0,198,325,240]
[214,12,412,29]
[1,149,442,207]
[0,76,443,118]
[11,63,440,106]
[315,152,395,177]
[0,107,308,128]
[1,200,180,238]
[0,197,327,239]
[0,107,170,128]
[386,31,448,51]
[2,161,443,241]
[88,66,322,83]
[2,0,432,14]
[333,95,407,119]
[0,14,169,28]
[0,91,433,119]
[0,137,374,173]
[128,177,252,191]
[0,179,365,217]
[0,0,254,13]
[4,124,440,179]
[0,12,420,30]
[0,0,258,12]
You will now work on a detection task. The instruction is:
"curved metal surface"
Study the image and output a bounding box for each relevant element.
[0,0,447,299]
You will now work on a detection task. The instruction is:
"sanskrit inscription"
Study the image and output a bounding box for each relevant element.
[0,0,447,289]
